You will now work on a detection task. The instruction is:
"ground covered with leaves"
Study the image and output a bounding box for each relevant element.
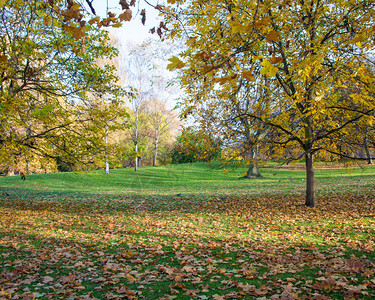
[0,188,374,299]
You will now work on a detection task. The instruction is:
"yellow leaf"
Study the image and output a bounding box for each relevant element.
[242,70,255,81]
[255,17,271,28]
[260,59,278,77]
[232,24,243,34]
[167,56,185,71]
[186,37,197,46]
[352,34,364,44]
[167,0,177,3]
[266,30,280,43]
[0,0,5,8]
[88,16,100,25]
[72,2,81,10]
[112,22,123,28]
[126,274,136,284]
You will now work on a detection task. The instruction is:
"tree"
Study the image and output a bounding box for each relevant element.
[124,43,155,171]
[171,128,222,164]
[165,0,375,207]
[0,0,126,172]
[143,98,173,166]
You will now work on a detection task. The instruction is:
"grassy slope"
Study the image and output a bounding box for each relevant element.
[0,162,374,198]
[0,163,374,299]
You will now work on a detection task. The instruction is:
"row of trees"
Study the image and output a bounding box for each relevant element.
[0,0,129,174]
[0,0,180,175]
[1,0,374,208]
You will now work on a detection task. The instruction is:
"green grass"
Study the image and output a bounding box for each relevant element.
[0,162,374,299]
[1,161,374,198]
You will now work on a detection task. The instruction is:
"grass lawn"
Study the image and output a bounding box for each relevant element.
[0,162,374,299]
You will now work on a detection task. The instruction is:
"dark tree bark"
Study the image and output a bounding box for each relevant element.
[364,130,373,165]
[305,152,316,207]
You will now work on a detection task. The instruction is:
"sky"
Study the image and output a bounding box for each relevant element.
[83,0,162,45]
[80,1,184,114]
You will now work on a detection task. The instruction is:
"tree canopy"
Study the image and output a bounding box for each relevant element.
[165,0,375,207]
[0,0,127,172]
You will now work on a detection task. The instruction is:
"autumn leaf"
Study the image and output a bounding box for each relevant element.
[88,16,100,25]
[186,37,197,46]
[270,53,283,64]
[0,55,8,63]
[63,25,85,40]
[266,30,280,43]
[140,9,146,25]
[119,9,132,22]
[242,70,255,81]
[260,58,278,76]
[42,276,54,284]
[119,0,130,10]
[255,17,271,28]
[167,56,185,70]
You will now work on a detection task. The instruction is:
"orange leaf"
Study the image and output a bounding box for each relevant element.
[242,70,255,81]
[270,53,283,64]
[266,30,280,43]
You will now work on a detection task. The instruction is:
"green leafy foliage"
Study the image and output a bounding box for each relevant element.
[171,128,222,164]
[0,0,128,173]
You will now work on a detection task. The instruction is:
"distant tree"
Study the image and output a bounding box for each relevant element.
[171,128,221,164]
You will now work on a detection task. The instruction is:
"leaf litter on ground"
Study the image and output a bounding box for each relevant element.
[0,188,374,299]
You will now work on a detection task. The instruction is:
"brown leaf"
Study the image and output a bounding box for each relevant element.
[0,55,8,63]
[119,9,132,22]
[42,276,54,284]
[157,27,162,38]
[266,30,280,43]
[63,25,85,40]
[140,9,146,25]
[270,53,283,64]
[119,0,129,10]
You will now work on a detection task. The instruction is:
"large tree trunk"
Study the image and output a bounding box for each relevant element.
[305,152,316,207]
[244,146,262,178]
[364,130,372,165]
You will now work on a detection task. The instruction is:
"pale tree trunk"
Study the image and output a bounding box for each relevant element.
[153,135,159,167]
[134,142,138,171]
[134,109,139,171]
[105,135,109,175]
[244,146,262,178]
